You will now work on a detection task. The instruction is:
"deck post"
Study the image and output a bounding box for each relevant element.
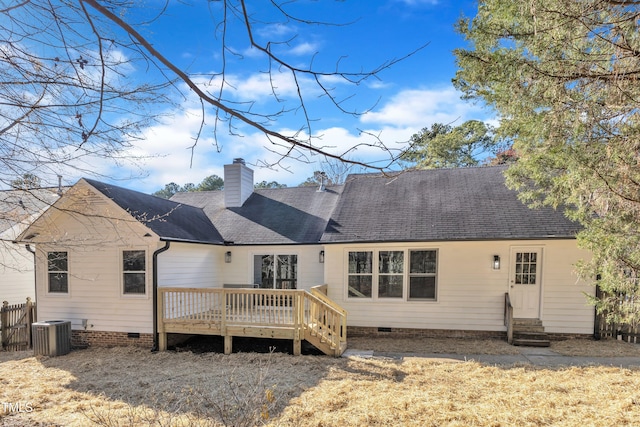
[157,290,167,351]
[224,335,233,355]
[293,292,302,356]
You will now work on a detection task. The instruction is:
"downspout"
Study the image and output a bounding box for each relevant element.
[151,241,170,352]
[25,244,36,303]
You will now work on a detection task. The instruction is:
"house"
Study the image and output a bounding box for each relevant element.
[17,159,593,354]
[1,188,62,305]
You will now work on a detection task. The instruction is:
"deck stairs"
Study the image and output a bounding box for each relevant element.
[304,322,348,357]
[511,318,550,347]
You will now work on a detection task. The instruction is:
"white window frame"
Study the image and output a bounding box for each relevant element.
[120,248,148,298]
[345,248,438,302]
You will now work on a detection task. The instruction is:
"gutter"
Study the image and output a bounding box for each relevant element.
[151,241,171,352]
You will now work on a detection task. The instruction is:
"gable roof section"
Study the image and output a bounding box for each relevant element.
[84,179,223,244]
[171,186,342,245]
[320,166,580,243]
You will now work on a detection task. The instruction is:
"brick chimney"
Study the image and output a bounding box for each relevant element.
[224,158,254,208]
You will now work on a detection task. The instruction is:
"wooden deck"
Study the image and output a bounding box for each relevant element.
[157,285,347,356]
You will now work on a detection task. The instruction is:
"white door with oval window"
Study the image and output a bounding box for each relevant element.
[509,247,542,318]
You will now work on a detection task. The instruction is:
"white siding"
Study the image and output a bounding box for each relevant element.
[324,240,594,335]
[223,162,254,208]
[1,220,37,304]
[157,243,220,288]
[541,240,594,334]
[220,245,325,291]
[31,183,162,334]
[0,240,35,305]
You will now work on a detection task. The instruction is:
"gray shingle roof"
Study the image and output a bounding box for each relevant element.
[320,166,579,243]
[85,179,223,244]
[81,166,578,246]
[171,186,343,245]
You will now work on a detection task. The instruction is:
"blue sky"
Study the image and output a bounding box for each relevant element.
[92,0,490,193]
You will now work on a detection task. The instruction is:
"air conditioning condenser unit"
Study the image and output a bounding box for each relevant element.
[32,320,72,356]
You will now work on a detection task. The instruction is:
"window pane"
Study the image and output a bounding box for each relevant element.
[349,252,372,274]
[348,276,372,298]
[276,255,297,289]
[379,275,403,298]
[123,250,145,271]
[379,251,404,274]
[124,273,145,294]
[410,250,436,274]
[409,276,436,299]
[48,273,68,293]
[48,252,67,272]
[514,252,537,286]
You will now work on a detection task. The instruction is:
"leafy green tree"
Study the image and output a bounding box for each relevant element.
[454,0,640,325]
[402,120,499,169]
[153,175,225,198]
[152,183,182,199]
[197,175,224,192]
[255,181,287,189]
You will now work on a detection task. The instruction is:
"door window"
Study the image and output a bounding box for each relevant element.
[514,252,537,285]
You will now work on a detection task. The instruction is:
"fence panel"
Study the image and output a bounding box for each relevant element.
[1,298,36,351]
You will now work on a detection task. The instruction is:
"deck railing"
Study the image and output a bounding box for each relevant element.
[504,292,513,344]
[158,286,347,355]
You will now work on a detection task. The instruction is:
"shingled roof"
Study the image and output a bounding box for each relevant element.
[84,179,223,244]
[78,166,577,246]
[320,166,580,243]
[171,186,342,245]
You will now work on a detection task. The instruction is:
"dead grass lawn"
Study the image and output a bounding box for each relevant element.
[348,336,640,357]
[0,338,639,426]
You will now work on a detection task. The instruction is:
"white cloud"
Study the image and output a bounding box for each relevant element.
[107,80,494,192]
[360,87,486,128]
[288,42,318,56]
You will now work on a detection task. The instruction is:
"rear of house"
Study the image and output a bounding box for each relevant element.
[319,167,593,339]
[17,162,596,352]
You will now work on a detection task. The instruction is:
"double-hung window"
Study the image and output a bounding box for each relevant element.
[123,250,146,295]
[408,250,437,300]
[378,251,404,298]
[47,251,68,293]
[348,251,373,297]
[347,249,437,301]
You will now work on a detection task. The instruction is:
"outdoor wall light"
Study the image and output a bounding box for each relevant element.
[493,255,501,270]
[225,251,232,263]
[319,250,325,263]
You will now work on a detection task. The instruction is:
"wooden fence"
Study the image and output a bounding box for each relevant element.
[594,286,640,343]
[1,298,37,351]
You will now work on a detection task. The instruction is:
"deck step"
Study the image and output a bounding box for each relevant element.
[512,338,551,347]
[512,332,550,347]
[510,319,550,347]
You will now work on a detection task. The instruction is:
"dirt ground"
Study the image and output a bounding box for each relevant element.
[1,337,639,426]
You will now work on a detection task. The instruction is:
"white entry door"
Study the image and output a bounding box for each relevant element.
[509,248,542,318]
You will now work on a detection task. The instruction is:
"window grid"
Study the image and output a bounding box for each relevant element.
[47,251,68,293]
[123,250,146,295]
[515,252,537,285]
[347,249,437,301]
